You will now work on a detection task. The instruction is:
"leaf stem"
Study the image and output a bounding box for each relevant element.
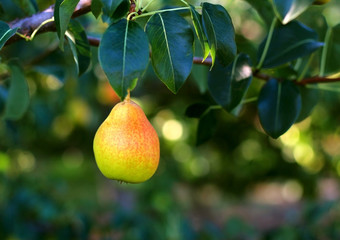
[15,17,55,41]
[127,12,138,20]
[256,17,277,70]
[179,0,189,6]
[297,54,314,82]
[306,84,340,93]
[320,27,332,77]
[133,6,191,19]
[141,0,156,13]
[30,17,54,40]
[241,97,258,104]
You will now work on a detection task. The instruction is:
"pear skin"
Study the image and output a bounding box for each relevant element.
[93,100,159,183]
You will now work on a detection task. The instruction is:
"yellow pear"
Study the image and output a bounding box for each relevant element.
[93,98,160,183]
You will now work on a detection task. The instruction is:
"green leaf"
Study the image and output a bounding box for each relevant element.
[91,0,103,18]
[0,86,8,115]
[296,86,319,122]
[197,109,217,145]
[258,79,302,138]
[202,2,237,67]
[3,65,30,120]
[54,0,80,50]
[322,24,340,76]
[208,54,252,111]
[12,0,38,16]
[66,20,91,76]
[189,5,209,60]
[33,48,74,83]
[243,0,275,27]
[258,21,323,68]
[191,64,209,94]
[101,0,130,23]
[0,21,18,51]
[145,12,194,94]
[99,19,149,99]
[185,103,210,118]
[272,0,314,25]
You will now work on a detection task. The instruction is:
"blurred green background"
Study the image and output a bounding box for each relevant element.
[1,0,340,239]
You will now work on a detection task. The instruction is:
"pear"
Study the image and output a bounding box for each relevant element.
[93,98,160,183]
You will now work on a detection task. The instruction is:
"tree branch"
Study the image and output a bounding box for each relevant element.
[5,0,91,46]
[4,1,340,86]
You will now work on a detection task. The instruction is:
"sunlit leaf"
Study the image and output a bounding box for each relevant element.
[189,5,209,60]
[208,54,252,111]
[145,12,194,93]
[99,19,149,99]
[54,0,80,50]
[202,2,237,67]
[0,21,18,50]
[258,79,301,138]
[258,21,323,68]
[272,0,314,24]
[3,65,30,120]
[66,20,91,76]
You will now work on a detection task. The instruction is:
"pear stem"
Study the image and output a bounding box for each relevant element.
[125,89,131,102]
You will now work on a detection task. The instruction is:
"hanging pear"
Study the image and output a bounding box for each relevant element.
[93,96,160,183]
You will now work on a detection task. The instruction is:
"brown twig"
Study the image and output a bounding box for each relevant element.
[5,0,92,46]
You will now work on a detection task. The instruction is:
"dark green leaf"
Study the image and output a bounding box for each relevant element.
[54,0,80,50]
[202,2,237,67]
[243,0,275,27]
[185,103,210,118]
[208,54,252,111]
[0,86,7,115]
[296,86,319,122]
[99,19,149,99]
[66,20,91,76]
[0,21,18,50]
[145,12,194,93]
[189,5,209,60]
[258,21,323,68]
[258,79,301,138]
[101,0,130,23]
[191,64,209,93]
[197,109,217,145]
[12,0,37,15]
[3,65,30,120]
[262,65,298,80]
[33,44,77,83]
[322,24,340,76]
[272,0,314,24]
[91,0,103,18]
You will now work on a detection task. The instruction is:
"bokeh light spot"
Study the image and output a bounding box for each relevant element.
[282,180,303,203]
[17,150,36,172]
[162,119,183,141]
[280,125,300,146]
[0,152,10,172]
